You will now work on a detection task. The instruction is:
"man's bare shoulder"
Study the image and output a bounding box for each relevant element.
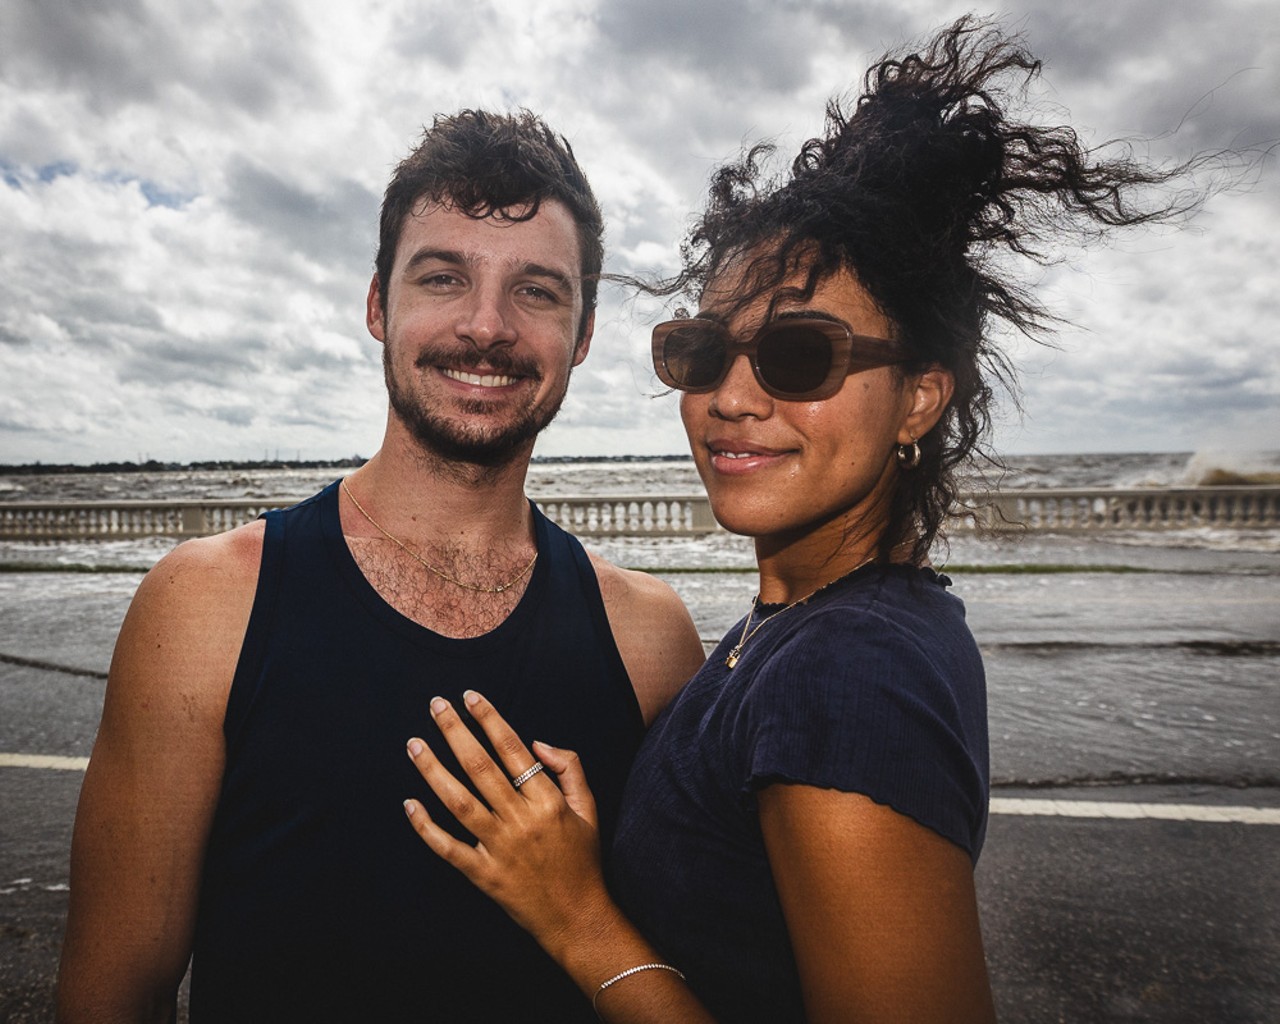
[131,519,264,614]
[114,520,266,701]
[145,518,266,590]
[585,551,706,723]
[89,521,267,767]
[586,550,682,610]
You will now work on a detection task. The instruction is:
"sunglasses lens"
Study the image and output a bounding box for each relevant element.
[756,325,835,396]
[662,323,728,389]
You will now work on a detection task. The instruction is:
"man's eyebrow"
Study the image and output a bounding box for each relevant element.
[401,248,466,275]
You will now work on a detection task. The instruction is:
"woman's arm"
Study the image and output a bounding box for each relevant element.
[759,783,996,1024]
[404,691,715,1023]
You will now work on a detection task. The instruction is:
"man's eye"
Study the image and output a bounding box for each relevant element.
[519,285,558,303]
[420,273,461,287]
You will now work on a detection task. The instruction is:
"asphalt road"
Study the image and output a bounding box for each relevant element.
[2,563,1278,1022]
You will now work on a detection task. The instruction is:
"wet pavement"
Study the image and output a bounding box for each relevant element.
[2,550,1278,1022]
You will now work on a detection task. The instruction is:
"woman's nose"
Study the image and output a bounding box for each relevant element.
[708,353,773,419]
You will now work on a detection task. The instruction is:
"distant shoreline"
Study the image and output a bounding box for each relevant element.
[0,454,697,476]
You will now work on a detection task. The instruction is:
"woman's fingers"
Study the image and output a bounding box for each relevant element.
[405,734,496,835]
[425,695,529,809]
[460,690,556,796]
[532,740,598,829]
[402,798,486,875]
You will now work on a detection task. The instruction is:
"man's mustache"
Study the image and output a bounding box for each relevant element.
[413,345,543,381]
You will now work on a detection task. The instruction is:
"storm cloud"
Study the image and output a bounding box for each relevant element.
[0,0,1275,462]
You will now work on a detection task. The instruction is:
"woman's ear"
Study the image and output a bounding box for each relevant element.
[900,367,955,444]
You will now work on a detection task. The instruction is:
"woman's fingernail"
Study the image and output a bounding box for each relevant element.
[403,799,416,816]
[407,739,423,757]
[430,697,447,716]
[463,690,481,707]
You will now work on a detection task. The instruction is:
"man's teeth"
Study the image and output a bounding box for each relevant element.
[444,368,517,388]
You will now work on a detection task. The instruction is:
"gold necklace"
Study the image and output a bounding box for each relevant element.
[725,557,876,669]
[340,478,538,595]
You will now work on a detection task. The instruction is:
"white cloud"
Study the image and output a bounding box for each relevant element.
[0,0,1276,463]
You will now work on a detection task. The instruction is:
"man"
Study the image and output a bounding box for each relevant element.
[56,110,706,1023]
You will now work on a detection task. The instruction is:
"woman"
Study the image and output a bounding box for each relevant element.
[403,18,1196,1022]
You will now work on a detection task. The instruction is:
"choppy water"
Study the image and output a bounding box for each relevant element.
[1,450,1278,787]
[3,449,1280,503]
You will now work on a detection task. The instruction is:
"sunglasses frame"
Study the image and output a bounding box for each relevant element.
[651,316,909,401]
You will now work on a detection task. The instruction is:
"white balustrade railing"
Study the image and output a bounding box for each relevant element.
[970,487,1280,532]
[0,500,283,540]
[1,487,1277,541]
[535,495,720,536]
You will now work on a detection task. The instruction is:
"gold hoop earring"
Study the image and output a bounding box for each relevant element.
[896,438,921,469]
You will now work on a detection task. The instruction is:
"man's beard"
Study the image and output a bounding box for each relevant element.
[384,343,571,469]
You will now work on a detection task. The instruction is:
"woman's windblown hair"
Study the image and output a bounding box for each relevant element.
[658,16,1208,564]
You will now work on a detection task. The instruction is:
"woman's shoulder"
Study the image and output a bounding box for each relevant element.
[791,565,970,652]
[739,568,990,854]
[731,566,981,720]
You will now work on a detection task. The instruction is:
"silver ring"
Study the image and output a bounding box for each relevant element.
[511,761,545,789]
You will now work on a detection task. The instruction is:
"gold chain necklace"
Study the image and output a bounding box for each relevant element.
[340,478,538,595]
[725,557,876,669]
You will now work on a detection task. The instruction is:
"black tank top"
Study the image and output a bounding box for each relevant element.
[190,481,642,1022]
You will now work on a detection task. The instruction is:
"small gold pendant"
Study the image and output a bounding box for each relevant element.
[725,648,741,669]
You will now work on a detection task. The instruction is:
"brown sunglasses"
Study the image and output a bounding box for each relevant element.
[651,316,908,401]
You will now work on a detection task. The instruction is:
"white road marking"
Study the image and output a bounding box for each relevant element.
[0,753,90,771]
[991,797,1280,825]
[3,754,1277,824]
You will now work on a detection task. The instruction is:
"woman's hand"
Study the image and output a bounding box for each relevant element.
[403,690,612,950]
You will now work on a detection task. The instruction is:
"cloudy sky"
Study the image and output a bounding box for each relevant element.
[1,0,1276,464]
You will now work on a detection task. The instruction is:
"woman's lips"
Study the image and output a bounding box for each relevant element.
[706,440,795,475]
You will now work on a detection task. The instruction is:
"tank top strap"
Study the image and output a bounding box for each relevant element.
[223,484,332,749]
[532,502,629,685]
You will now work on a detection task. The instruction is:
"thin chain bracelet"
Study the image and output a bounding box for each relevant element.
[592,962,687,1016]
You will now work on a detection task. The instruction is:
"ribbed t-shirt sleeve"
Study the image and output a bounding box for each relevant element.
[740,608,987,856]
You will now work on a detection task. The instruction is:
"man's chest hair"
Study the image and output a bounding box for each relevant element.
[345,536,531,638]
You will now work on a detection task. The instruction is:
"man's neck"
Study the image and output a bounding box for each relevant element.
[351,431,536,552]
[334,430,541,639]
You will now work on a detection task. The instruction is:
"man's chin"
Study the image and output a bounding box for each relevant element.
[396,410,545,469]
[423,433,535,469]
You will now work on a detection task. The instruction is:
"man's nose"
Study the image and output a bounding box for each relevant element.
[455,289,517,350]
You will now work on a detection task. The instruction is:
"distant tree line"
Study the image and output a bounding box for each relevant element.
[0,454,690,475]
[0,458,368,475]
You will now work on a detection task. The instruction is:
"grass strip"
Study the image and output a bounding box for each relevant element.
[636,563,1163,575]
[0,562,151,574]
[0,561,1236,577]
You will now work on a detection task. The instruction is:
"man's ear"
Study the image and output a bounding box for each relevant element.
[572,311,595,367]
[900,366,955,444]
[366,275,386,342]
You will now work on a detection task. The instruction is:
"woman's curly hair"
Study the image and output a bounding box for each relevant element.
[653,16,1205,564]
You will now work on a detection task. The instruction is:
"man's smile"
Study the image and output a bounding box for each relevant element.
[441,367,521,388]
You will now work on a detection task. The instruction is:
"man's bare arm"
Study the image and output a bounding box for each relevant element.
[56,524,263,1024]
[589,554,705,725]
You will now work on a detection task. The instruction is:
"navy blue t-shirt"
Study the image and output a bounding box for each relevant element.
[609,565,989,1023]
